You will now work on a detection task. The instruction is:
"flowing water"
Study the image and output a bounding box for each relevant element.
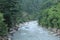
[12,21,60,40]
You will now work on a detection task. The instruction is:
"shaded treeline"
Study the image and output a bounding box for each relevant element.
[0,0,23,36]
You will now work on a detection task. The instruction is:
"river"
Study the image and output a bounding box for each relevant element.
[12,21,60,40]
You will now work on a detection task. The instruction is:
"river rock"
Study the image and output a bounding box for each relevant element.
[57,29,60,35]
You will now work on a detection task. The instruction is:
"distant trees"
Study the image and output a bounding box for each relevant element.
[20,0,45,20]
[20,0,59,20]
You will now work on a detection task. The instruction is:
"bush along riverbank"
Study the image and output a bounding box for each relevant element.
[7,25,19,40]
[38,1,60,37]
[0,25,19,40]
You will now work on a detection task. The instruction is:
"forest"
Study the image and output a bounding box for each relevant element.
[38,0,60,29]
[0,0,60,40]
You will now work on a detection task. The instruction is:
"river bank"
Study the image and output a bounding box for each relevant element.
[0,25,20,40]
[0,22,27,40]
[8,25,20,40]
[38,24,60,38]
[48,27,60,36]
[41,26,60,37]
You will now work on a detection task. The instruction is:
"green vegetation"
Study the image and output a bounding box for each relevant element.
[38,0,60,29]
[0,13,7,36]
[0,0,22,36]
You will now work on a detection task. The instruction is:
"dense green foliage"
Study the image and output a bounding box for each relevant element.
[0,13,7,36]
[0,0,22,36]
[38,0,60,29]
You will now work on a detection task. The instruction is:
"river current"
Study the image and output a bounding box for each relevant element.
[12,21,60,40]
